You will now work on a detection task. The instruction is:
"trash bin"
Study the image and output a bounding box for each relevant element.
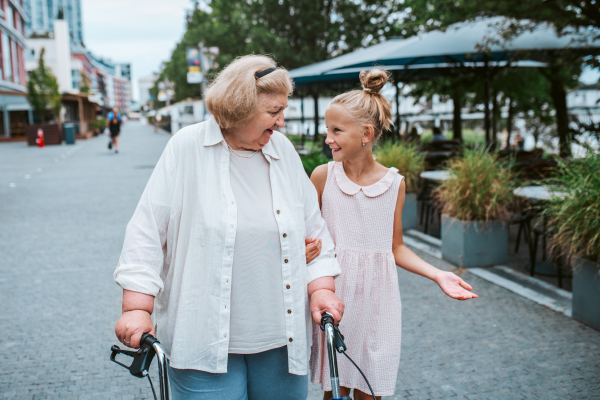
[64,123,76,145]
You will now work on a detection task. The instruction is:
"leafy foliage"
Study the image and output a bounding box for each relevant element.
[26,48,61,123]
[374,142,425,193]
[301,151,329,176]
[543,147,600,266]
[152,0,400,106]
[79,71,91,94]
[435,148,515,221]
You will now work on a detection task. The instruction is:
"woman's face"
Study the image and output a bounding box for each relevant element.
[229,92,287,150]
[325,104,369,162]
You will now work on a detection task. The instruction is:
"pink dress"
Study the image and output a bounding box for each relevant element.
[310,161,403,396]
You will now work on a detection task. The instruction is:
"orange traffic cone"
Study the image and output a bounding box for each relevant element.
[36,129,44,148]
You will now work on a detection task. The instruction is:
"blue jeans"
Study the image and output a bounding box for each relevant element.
[168,346,308,400]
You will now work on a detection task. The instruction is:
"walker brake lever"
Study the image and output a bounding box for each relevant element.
[320,312,347,353]
[110,333,157,378]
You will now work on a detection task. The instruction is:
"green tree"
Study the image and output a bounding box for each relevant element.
[397,0,596,156]
[26,47,61,123]
[153,0,400,106]
[79,71,90,94]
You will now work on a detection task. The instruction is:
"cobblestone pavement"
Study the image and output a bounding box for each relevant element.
[1,122,599,400]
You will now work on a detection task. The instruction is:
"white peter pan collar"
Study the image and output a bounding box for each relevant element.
[333,161,399,197]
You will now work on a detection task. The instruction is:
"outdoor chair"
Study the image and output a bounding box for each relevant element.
[510,211,532,253]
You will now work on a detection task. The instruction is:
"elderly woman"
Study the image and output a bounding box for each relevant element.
[114,55,344,400]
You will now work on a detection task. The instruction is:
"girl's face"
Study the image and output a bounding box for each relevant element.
[325,103,371,162]
[230,92,287,150]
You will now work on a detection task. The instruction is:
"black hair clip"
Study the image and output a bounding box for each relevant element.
[255,67,277,80]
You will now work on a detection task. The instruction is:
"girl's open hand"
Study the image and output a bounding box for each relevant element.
[305,238,321,264]
[435,271,478,300]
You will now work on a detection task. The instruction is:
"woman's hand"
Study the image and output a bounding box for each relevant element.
[115,310,155,348]
[305,238,322,264]
[310,289,345,326]
[435,271,478,300]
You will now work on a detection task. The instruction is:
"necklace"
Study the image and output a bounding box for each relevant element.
[225,141,260,159]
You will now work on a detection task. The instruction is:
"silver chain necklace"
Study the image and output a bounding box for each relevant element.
[225,141,260,159]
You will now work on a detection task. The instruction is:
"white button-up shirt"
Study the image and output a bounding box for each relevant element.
[114,117,340,375]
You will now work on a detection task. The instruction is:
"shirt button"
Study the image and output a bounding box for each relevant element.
[231,201,235,205]
[230,225,234,230]
[287,309,291,314]
[289,338,293,342]
[286,285,290,289]
[276,210,280,214]
[335,254,337,258]
[283,233,287,238]
[284,259,289,263]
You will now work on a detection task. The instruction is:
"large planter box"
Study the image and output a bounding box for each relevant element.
[441,214,508,267]
[26,123,63,146]
[402,192,418,231]
[573,258,600,330]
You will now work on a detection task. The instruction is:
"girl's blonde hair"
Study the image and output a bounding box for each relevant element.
[205,55,294,129]
[328,69,393,141]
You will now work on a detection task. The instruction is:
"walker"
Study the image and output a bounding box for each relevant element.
[321,312,376,400]
[109,315,376,400]
[110,333,170,400]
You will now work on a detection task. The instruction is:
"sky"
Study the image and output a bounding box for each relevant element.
[82,0,193,102]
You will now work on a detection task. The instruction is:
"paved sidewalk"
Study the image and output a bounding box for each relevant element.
[0,123,169,399]
[1,122,599,399]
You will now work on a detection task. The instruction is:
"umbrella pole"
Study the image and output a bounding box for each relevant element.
[395,77,401,139]
[313,91,320,143]
[483,60,491,147]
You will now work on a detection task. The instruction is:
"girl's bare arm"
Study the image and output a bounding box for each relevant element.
[391,179,478,300]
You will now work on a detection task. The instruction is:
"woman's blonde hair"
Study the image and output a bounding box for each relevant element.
[205,55,294,129]
[327,69,393,141]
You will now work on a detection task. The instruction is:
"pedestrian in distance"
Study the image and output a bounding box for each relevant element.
[107,108,122,153]
[307,69,478,400]
[114,54,344,400]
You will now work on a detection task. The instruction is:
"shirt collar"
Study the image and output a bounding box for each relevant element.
[333,162,399,197]
[203,117,280,160]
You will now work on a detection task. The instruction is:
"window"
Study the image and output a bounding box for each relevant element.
[6,6,14,29]
[11,40,18,84]
[2,33,12,82]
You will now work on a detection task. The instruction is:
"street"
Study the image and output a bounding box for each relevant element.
[1,122,599,399]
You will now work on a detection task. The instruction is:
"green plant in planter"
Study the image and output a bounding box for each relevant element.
[435,148,516,267]
[436,148,515,222]
[374,142,424,193]
[542,147,600,265]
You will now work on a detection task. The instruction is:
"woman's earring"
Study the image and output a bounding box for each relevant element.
[362,142,365,146]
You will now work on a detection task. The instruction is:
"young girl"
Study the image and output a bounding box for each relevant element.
[307,69,478,400]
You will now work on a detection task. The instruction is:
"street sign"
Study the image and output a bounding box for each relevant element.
[157,81,167,101]
[186,47,203,84]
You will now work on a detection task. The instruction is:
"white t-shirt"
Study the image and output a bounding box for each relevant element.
[228,150,287,354]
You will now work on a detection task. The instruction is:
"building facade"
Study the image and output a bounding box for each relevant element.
[24,0,83,45]
[138,74,158,106]
[0,0,32,138]
[26,18,132,113]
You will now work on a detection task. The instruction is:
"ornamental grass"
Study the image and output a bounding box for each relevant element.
[435,147,515,222]
[542,147,600,266]
[374,142,425,193]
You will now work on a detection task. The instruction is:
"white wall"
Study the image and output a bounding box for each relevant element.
[25,20,74,94]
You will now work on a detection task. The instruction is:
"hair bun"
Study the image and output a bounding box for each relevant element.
[360,69,390,94]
